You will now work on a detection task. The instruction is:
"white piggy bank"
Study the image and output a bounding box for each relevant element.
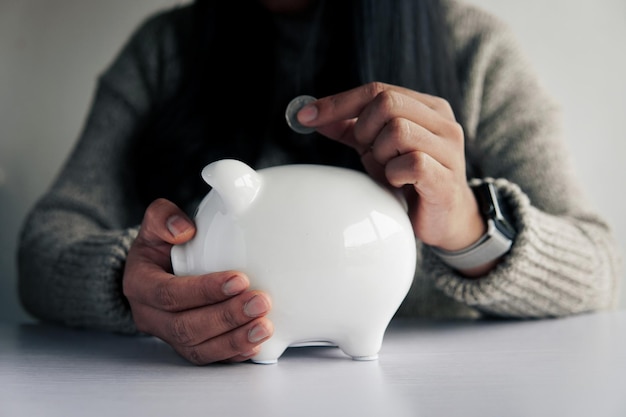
[171,159,416,364]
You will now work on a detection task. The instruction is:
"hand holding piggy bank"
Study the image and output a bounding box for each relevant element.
[171,159,416,364]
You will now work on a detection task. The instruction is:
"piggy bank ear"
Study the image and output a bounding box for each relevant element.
[201,159,261,215]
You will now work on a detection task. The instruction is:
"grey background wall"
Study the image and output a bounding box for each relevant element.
[0,0,183,322]
[1,0,625,323]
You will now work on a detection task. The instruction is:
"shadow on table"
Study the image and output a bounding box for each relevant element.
[12,322,362,367]
[12,322,189,366]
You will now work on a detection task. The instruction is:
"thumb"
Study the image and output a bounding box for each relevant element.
[139,198,196,246]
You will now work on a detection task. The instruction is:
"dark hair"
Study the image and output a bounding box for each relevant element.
[134,0,462,211]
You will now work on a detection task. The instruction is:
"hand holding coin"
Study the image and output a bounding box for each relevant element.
[284,83,487,259]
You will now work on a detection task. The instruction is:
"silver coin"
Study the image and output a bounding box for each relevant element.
[285,95,317,134]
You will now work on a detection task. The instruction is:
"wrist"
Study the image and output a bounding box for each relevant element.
[430,180,517,276]
[435,188,486,252]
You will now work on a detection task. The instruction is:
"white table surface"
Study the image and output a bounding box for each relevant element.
[1,311,625,417]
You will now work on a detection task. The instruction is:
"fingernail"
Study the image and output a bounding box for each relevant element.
[248,324,269,343]
[244,295,270,317]
[222,275,247,296]
[166,215,191,237]
[240,348,258,358]
[297,104,318,123]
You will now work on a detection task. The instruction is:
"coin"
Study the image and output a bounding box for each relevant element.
[285,95,317,134]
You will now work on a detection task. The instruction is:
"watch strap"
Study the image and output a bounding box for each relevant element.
[430,219,513,270]
[430,180,516,271]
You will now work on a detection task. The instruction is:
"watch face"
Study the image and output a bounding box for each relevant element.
[473,182,516,240]
[494,216,516,240]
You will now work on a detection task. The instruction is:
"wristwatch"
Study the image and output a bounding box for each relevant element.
[431,180,516,270]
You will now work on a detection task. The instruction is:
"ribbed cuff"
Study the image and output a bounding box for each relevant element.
[52,227,140,333]
[426,179,618,318]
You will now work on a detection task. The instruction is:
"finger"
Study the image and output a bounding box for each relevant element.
[353,89,453,149]
[359,150,387,185]
[175,317,274,365]
[299,82,453,126]
[226,345,262,363]
[125,269,251,312]
[385,150,452,195]
[369,117,457,169]
[298,83,457,147]
[135,290,271,350]
[407,91,457,121]
[298,83,392,152]
[127,199,197,272]
[139,198,196,246]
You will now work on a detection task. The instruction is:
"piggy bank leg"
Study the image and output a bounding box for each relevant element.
[250,338,289,365]
[337,328,385,361]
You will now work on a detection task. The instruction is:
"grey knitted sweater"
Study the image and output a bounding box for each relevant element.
[18,0,621,333]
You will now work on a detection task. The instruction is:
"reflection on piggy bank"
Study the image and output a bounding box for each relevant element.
[171,159,416,364]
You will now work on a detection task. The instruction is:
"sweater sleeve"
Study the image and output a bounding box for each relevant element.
[426,2,622,317]
[17,9,182,333]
